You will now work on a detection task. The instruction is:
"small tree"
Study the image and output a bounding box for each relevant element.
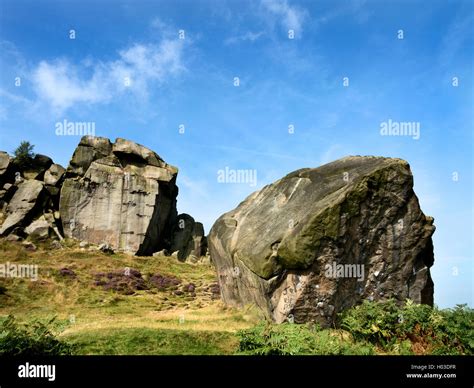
[13,141,35,169]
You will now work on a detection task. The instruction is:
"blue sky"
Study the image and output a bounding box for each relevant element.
[0,0,472,308]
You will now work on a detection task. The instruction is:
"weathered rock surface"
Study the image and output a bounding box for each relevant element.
[59,136,179,255]
[208,156,435,326]
[66,136,112,178]
[0,183,16,205]
[23,154,53,180]
[43,163,66,208]
[0,151,10,178]
[25,216,50,240]
[0,180,45,235]
[170,213,207,261]
[0,139,208,260]
[113,138,167,168]
[44,164,66,186]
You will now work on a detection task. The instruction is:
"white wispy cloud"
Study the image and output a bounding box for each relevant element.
[314,0,371,28]
[150,17,167,31]
[0,88,31,104]
[261,0,308,36]
[32,34,187,112]
[0,40,28,73]
[225,31,265,45]
[33,60,108,110]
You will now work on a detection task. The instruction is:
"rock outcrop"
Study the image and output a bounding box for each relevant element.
[0,151,11,180]
[59,136,179,255]
[170,213,208,261]
[24,216,51,240]
[208,156,435,326]
[0,157,62,240]
[23,154,53,180]
[44,164,66,186]
[0,180,45,235]
[65,136,112,178]
[0,137,208,260]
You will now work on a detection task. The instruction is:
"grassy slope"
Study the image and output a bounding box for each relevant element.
[0,238,258,355]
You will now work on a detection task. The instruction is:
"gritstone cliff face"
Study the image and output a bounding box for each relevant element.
[59,136,179,255]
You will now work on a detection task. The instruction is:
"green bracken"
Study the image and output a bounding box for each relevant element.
[0,315,74,356]
[340,299,473,355]
[236,300,473,356]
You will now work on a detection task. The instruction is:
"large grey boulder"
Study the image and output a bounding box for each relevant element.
[170,213,207,261]
[0,151,10,177]
[44,163,66,186]
[113,138,167,167]
[59,136,179,255]
[44,163,66,207]
[0,183,16,205]
[0,180,45,235]
[0,151,13,188]
[66,136,112,178]
[208,156,435,326]
[25,216,50,240]
[23,154,53,180]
